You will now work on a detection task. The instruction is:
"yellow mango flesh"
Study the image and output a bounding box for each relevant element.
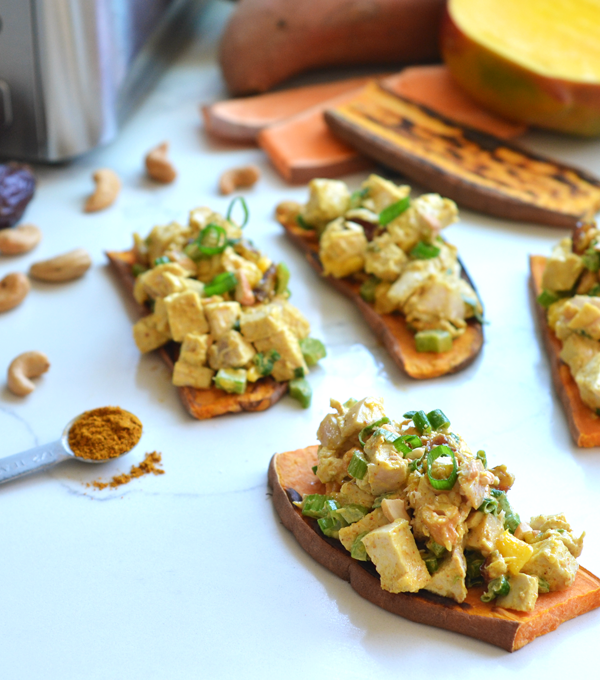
[497,531,534,576]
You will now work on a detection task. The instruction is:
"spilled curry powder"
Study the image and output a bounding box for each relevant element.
[88,452,164,490]
[68,406,142,460]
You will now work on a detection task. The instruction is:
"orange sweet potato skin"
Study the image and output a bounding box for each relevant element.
[275,212,483,379]
[219,0,445,95]
[530,255,600,447]
[269,446,600,651]
[106,250,287,420]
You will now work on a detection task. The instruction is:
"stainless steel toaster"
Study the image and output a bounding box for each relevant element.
[0,0,205,162]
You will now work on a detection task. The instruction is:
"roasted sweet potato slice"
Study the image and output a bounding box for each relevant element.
[275,213,483,379]
[530,255,600,447]
[324,82,600,228]
[269,446,600,651]
[106,249,287,420]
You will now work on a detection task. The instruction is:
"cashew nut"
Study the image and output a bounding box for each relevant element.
[145,142,177,183]
[275,200,302,226]
[0,272,30,312]
[7,351,50,396]
[84,168,121,212]
[29,248,92,282]
[0,224,42,255]
[219,165,261,195]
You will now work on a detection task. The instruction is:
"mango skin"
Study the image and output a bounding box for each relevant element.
[440,8,600,137]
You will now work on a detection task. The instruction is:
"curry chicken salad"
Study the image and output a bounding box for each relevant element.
[129,199,325,406]
[301,397,584,612]
[284,174,483,353]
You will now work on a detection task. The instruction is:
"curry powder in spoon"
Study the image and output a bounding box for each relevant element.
[68,406,142,460]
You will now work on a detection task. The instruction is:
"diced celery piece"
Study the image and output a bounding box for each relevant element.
[299,337,327,366]
[275,262,290,295]
[302,494,331,518]
[335,504,369,525]
[214,368,247,394]
[415,329,452,353]
[289,377,312,408]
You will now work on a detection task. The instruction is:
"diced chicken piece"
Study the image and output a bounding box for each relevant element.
[164,290,209,342]
[345,207,379,227]
[360,175,410,213]
[319,218,368,278]
[317,413,344,450]
[204,301,241,340]
[339,481,377,509]
[381,498,410,523]
[464,511,505,556]
[496,573,539,612]
[559,334,600,374]
[172,362,214,389]
[240,304,285,342]
[424,545,468,603]
[458,458,497,510]
[181,278,205,296]
[541,238,584,292]
[412,194,458,238]
[302,178,351,228]
[338,508,389,552]
[153,298,170,335]
[145,221,191,263]
[208,330,255,370]
[221,247,263,288]
[373,281,397,314]
[340,397,386,440]
[132,314,170,353]
[364,433,408,495]
[316,446,348,484]
[364,233,408,281]
[574,353,600,410]
[482,550,508,580]
[179,333,211,366]
[361,518,431,593]
[164,249,197,275]
[522,536,579,591]
[254,328,307,381]
[386,259,441,307]
[196,254,223,283]
[529,514,585,558]
[547,298,571,332]
[530,513,573,533]
[273,298,311,339]
[139,263,190,299]
[133,275,149,305]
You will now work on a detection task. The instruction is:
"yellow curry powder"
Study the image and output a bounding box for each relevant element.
[68,406,142,460]
[88,452,164,490]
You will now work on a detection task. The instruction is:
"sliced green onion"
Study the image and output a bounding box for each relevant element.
[409,456,424,473]
[537,289,560,308]
[132,263,148,277]
[426,539,447,559]
[214,368,247,394]
[350,187,370,209]
[289,377,312,408]
[415,329,453,353]
[335,504,369,524]
[204,271,238,297]
[275,262,290,295]
[371,427,399,444]
[348,451,368,480]
[478,498,499,515]
[294,367,305,379]
[490,489,521,534]
[296,214,312,230]
[350,531,370,561]
[411,410,431,435]
[154,256,170,266]
[311,465,318,475]
[185,224,228,259]
[476,449,487,467]
[359,276,380,303]
[302,494,334,518]
[393,439,412,456]
[410,241,441,260]
[401,434,422,449]
[582,248,600,272]
[427,409,450,431]
[299,337,327,366]
[465,550,485,587]
[253,349,281,376]
[538,577,550,594]
[358,417,391,446]
[481,576,510,603]
[421,551,439,575]
[379,196,410,225]
[427,445,458,490]
[403,410,417,419]
[226,196,249,228]
[372,493,391,509]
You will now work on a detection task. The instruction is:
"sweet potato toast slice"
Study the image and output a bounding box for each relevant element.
[324,82,600,228]
[530,255,600,447]
[106,249,287,420]
[275,213,483,379]
[269,446,600,651]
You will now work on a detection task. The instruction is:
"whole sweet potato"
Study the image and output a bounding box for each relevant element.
[219,0,445,95]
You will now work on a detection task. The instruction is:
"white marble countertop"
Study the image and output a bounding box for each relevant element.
[2,2,600,677]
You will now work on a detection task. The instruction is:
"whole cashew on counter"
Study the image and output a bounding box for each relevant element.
[0,272,30,312]
[7,351,50,396]
[84,168,121,212]
[0,224,42,255]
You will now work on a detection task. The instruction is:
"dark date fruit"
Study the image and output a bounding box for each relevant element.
[0,163,36,229]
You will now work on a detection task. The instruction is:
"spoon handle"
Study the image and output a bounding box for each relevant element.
[0,440,70,484]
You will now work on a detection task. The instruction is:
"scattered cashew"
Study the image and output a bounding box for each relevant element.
[219,165,261,195]
[0,224,42,255]
[29,248,92,282]
[84,168,121,212]
[7,351,50,396]
[145,142,177,183]
[0,272,30,312]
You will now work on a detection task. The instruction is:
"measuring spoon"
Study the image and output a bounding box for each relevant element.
[0,410,140,485]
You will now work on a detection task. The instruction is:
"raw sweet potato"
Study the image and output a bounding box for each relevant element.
[269,446,600,651]
[275,211,483,380]
[219,0,445,95]
[530,255,600,447]
[324,82,600,227]
[106,249,287,420]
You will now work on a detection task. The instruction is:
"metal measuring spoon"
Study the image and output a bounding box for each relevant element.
[0,410,140,485]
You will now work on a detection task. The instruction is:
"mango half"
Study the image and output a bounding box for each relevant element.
[440,0,600,136]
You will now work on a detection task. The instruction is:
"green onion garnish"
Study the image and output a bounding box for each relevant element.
[537,289,560,308]
[289,377,312,408]
[311,465,318,475]
[371,427,399,444]
[415,329,452,353]
[582,247,600,272]
[275,262,290,296]
[358,417,391,446]
[253,349,281,376]
[154,256,170,266]
[294,367,305,379]
[481,576,510,603]
[476,450,487,467]
[538,577,550,594]
[411,410,431,435]
[426,539,447,559]
[350,187,370,209]
[350,531,370,561]
[421,551,439,575]
[379,196,410,225]
[410,241,441,260]
[427,409,450,431]
[132,263,148,277]
[359,276,380,303]
[393,439,412,456]
[204,271,238,297]
[465,551,485,587]
[296,214,312,230]
[401,434,422,449]
[478,498,499,515]
[403,410,417,419]
[299,337,327,366]
[491,489,521,534]
[348,451,368,480]
[427,445,458,490]
[226,196,249,228]
[185,224,229,260]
